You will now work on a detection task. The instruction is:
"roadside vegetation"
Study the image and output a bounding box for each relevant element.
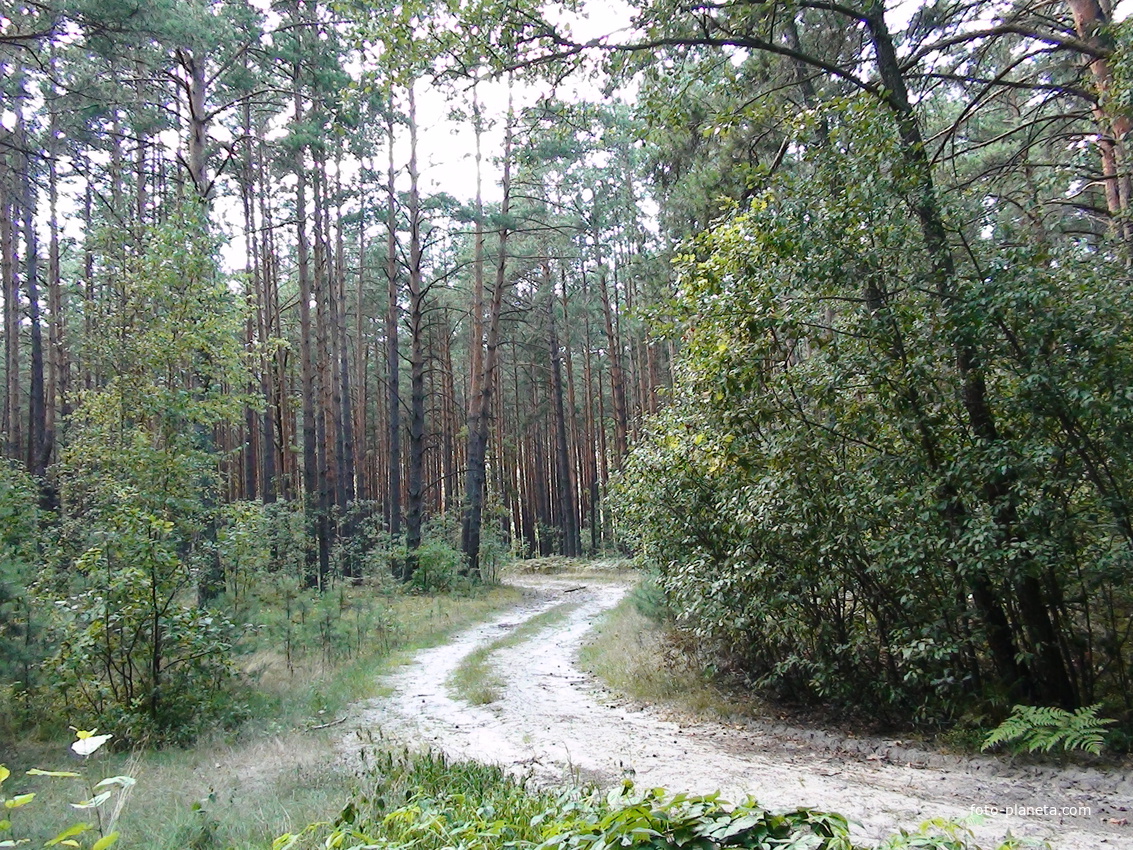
[1,575,520,850]
[582,579,1126,764]
[275,749,1029,850]
[4,743,1026,850]
[579,583,758,724]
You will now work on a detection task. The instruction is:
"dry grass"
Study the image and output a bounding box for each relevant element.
[507,556,636,582]
[578,594,762,722]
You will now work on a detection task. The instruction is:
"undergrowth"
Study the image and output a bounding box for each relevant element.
[279,749,1032,850]
[1,585,522,850]
[982,704,1116,756]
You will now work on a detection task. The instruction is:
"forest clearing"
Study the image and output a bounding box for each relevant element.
[6,0,1133,847]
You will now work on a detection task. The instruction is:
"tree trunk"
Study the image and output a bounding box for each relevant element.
[545,261,580,556]
[403,84,426,582]
[335,150,357,508]
[1065,0,1133,242]
[294,64,321,588]
[312,157,333,585]
[867,4,1076,707]
[257,137,279,503]
[594,253,628,464]
[461,78,514,578]
[385,102,403,542]
[183,48,210,201]
[16,94,46,480]
[1,160,18,463]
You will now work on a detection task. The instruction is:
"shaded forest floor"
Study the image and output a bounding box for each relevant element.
[343,561,1133,850]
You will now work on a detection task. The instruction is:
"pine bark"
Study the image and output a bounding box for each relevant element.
[385,103,402,540]
[403,84,426,581]
[294,65,321,588]
[545,261,580,556]
[461,82,513,577]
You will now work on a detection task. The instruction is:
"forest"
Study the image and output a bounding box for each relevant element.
[3,0,1133,836]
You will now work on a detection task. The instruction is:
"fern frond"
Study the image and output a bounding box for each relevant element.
[982,704,1115,756]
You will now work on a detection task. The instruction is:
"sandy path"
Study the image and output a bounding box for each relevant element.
[346,576,1133,849]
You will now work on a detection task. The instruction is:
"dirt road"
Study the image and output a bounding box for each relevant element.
[346,575,1133,849]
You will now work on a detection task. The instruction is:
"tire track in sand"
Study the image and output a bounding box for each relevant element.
[347,575,1133,850]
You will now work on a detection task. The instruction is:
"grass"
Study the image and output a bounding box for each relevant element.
[448,602,580,705]
[1,583,523,850]
[239,586,525,730]
[578,585,761,722]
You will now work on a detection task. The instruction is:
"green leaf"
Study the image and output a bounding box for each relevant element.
[91,831,119,850]
[45,824,92,846]
[26,770,82,779]
[3,796,34,810]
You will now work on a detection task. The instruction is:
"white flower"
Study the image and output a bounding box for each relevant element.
[71,733,112,757]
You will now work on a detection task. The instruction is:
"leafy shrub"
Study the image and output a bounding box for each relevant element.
[41,508,236,746]
[0,462,43,718]
[279,750,1027,850]
[218,500,274,615]
[615,99,1133,725]
[982,704,1116,756]
[276,751,855,850]
[410,538,464,592]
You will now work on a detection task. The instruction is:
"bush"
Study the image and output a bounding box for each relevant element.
[0,461,43,715]
[615,103,1133,726]
[41,507,237,746]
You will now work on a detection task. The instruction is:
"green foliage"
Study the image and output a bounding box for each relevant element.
[628,574,670,622]
[62,203,249,538]
[253,573,398,671]
[277,751,856,850]
[875,818,1033,850]
[374,514,498,593]
[280,750,1029,850]
[615,94,1133,725]
[42,508,238,745]
[408,537,464,593]
[981,705,1116,756]
[31,202,251,746]
[0,463,43,720]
